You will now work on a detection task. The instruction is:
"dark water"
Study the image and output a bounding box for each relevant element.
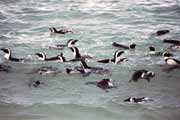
[0,0,180,120]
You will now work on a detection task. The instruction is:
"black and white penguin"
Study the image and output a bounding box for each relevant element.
[124,96,153,103]
[85,78,115,90]
[155,30,169,36]
[149,46,163,56]
[112,42,136,49]
[49,27,73,34]
[163,52,180,65]
[29,80,44,88]
[148,46,173,57]
[149,46,159,55]
[129,69,155,82]
[49,39,78,50]
[35,52,60,61]
[97,50,127,64]
[0,48,24,62]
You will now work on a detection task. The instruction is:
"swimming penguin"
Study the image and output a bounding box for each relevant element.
[85,78,115,90]
[149,46,160,55]
[163,52,180,65]
[155,30,170,36]
[35,52,60,61]
[112,42,136,49]
[97,50,127,64]
[69,47,92,61]
[148,46,173,57]
[0,48,24,62]
[29,80,44,88]
[124,96,153,103]
[49,39,78,50]
[129,69,155,82]
[49,27,73,34]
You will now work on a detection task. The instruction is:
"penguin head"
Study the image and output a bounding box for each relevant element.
[129,43,136,49]
[114,50,125,64]
[149,46,155,52]
[114,50,124,59]
[1,48,11,54]
[35,52,46,60]
[1,48,11,59]
[67,39,78,47]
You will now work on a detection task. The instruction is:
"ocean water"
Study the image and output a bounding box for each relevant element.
[0,0,180,120]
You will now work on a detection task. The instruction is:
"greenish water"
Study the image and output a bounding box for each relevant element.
[0,0,180,120]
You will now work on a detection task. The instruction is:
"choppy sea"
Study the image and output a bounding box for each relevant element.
[0,0,180,120]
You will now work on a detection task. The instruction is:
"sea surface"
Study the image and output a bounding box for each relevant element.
[0,0,180,120]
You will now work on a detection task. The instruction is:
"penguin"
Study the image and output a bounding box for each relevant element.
[29,80,44,88]
[49,27,73,34]
[149,46,160,55]
[48,39,78,50]
[0,48,24,62]
[85,78,115,90]
[97,50,127,64]
[148,46,173,57]
[129,69,155,82]
[35,52,60,61]
[155,30,170,36]
[124,96,153,103]
[163,52,180,65]
[112,42,136,49]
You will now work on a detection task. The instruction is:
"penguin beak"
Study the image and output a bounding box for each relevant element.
[0,48,9,53]
[35,53,42,57]
[73,40,78,44]
[0,48,5,51]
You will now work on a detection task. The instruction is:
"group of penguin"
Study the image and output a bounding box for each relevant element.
[0,27,180,103]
